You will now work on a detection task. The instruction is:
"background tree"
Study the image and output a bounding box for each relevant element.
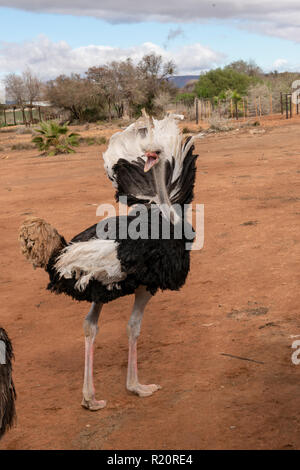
[45,74,100,122]
[22,69,42,121]
[87,53,176,119]
[226,60,263,78]
[137,53,176,113]
[175,92,195,107]
[4,73,27,122]
[86,65,119,121]
[4,70,42,123]
[195,67,256,99]
[4,73,26,107]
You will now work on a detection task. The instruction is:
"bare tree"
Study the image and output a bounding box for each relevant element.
[4,73,26,107]
[4,70,42,123]
[87,65,119,121]
[112,59,145,118]
[23,69,42,121]
[46,74,100,121]
[4,73,26,123]
[137,53,176,113]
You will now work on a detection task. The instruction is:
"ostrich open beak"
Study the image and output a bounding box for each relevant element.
[144,152,160,173]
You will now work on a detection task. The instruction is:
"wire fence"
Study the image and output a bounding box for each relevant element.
[194,95,280,123]
[0,106,62,127]
[1,93,299,127]
[172,93,300,124]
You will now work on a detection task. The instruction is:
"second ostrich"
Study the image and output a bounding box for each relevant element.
[0,328,16,438]
[19,113,198,410]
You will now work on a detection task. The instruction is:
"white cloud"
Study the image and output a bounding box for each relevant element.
[1,1,300,42]
[0,35,224,78]
[272,58,289,70]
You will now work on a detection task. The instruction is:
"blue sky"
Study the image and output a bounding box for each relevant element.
[1,1,300,86]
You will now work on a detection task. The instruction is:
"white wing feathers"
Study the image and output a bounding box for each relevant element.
[55,239,126,291]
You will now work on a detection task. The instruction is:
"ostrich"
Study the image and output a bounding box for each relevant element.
[19,113,199,411]
[0,328,16,438]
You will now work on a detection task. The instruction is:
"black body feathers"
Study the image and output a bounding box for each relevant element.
[0,328,16,440]
[46,138,198,305]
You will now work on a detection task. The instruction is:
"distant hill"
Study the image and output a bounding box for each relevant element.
[169,75,199,88]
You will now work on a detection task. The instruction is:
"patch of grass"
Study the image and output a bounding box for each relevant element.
[96,136,107,145]
[208,114,234,132]
[11,143,35,151]
[80,135,107,146]
[16,126,34,135]
[240,220,258,226]
[182,127,192,134]
[0,127,15,133]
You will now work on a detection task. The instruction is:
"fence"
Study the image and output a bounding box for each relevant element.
[0,106,62,127]
[194,95,279,124]
[189,93,300,124]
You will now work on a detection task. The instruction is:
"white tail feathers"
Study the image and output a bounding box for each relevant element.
[19,217,65,269]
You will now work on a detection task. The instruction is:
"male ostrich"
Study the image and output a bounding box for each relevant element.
[0,328,16,438]
[19,113,198,411]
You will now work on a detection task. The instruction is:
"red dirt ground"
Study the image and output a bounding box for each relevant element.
[1,115,300,449]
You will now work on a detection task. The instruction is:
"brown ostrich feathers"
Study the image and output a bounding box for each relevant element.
[19,217,66,269]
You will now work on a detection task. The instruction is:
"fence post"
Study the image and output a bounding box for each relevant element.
[280,92,283,114]
[22,108,26,126]
[286,94,289,119]
[270,95,272,115]
[235,100,238,120]
[195,98,199,125]
[290,94,292,118]
[13,107,16,126]
[3,109,7,126]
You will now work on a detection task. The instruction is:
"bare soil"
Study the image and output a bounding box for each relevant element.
[1,114,300,449]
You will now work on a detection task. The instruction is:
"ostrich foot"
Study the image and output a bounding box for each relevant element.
[127,383,161,397]
[81,397,107,411]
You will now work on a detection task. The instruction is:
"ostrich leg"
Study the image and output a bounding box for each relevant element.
[126,286,161,397]
[81,302,106,411]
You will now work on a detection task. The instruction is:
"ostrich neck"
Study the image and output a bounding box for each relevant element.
[152,162,180,224]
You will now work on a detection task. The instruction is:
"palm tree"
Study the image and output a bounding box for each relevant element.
[231,90,242,120]
[32,121,80,156]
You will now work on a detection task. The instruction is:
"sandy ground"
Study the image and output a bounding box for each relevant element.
[1,115,300,450]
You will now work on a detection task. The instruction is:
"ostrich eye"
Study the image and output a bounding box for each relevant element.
[155,150,161,155]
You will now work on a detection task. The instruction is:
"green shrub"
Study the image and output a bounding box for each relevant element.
[32,120,80,156]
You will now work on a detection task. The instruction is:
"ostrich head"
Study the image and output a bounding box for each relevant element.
[103,111,200,213]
